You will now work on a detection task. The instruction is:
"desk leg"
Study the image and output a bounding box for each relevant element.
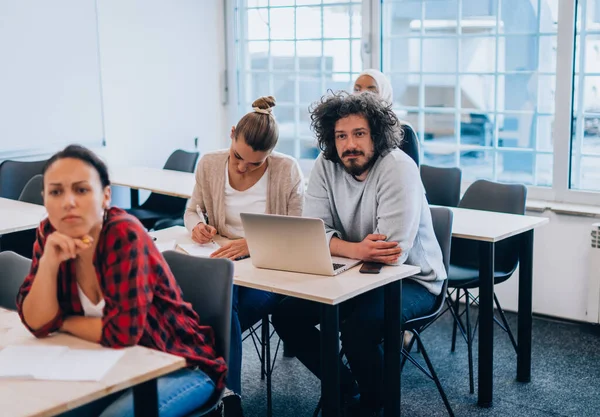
[517,230,534,382]
[320,304,341,417]
[133,379,158,417]
[130,188,140,209]
[478,241,495,408]
[384,280,402,417]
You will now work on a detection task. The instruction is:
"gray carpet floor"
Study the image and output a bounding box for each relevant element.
[238,309,600,417]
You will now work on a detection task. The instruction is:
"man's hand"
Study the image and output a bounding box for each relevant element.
[210,239,249,261]
[354,234,401,264]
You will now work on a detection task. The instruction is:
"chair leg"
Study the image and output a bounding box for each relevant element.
[414,332,455,417]
[260,317,267,380]
[464,289,475,394]
[451,289,460,352]
[265,316,273,417]
[401,331,417,373]
[494,293,518,353]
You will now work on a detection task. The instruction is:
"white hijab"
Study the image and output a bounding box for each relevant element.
[355,69,394,105]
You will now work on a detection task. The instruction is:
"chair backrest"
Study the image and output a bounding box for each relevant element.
[18,174,44,205]
[451,179,527,273]
[0,251,31,310]
[420,164,462,207]
[0,159,47,200]
[403,206,453,330]
[140,150,199,215]
[400,123,420,166]
[162,251,234,364]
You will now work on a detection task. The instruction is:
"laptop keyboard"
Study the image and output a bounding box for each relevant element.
[332,263,345,271]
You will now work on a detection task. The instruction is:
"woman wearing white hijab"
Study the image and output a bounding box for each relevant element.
[352,69,420,166]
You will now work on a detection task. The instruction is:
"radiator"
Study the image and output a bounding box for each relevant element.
[587,223,600,324]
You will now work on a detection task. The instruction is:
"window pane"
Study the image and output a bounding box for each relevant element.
[297,40,323,71]
[498,113,535,149]
[460,75,495,112]
[296,7,322,40]
[324,72,352,94]
[276,105,296,139]
[461,150,494,181]
[247,9,269,40]
[422,38,457,72]
[498,74,537,112]
[247,41,269,70]
[391,73,420,107]
[497,151,534,185]
[270,8,295,40]
[274,74,295,104]
[499,0,539,34]
[460,112,494,147]
[324,40,351,72]
[460,37,495,73]
[299,75,322,103]
[536,153,553,187]
[324,6,351,39]
[271,41,295,70]
[423,74,456,108]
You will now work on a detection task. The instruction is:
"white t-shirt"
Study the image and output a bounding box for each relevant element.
[224,162,268,237]
[77,283,105,318]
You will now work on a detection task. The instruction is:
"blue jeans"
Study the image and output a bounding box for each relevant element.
[228,285,283,394]
[98,368,216,417]
[271,279,438,412]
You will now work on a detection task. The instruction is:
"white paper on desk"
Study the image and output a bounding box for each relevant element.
[155,239,176,252]
[177,241,220,258]
[0,345,125,382]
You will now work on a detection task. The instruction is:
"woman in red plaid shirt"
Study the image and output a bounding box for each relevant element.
[17,145,227,417]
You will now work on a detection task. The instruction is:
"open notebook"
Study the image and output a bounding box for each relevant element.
[175,241,220,258]
[0,345,125,381]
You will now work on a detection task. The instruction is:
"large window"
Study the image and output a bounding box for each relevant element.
[232,0,600,201]
[572,0,600,191]
[381,0,558,186]
[234,0,362,159]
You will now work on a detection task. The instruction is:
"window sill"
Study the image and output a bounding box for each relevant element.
[527,200,600,218]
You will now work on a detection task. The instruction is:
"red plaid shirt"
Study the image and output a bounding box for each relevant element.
[16,207,227,390]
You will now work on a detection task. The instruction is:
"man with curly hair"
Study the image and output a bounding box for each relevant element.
[272,92,447,417]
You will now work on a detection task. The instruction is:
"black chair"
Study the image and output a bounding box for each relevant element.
[400,123,420,166]
[420,165,462,207]
[0,159,47,200]
[447,179,527,394]
[162,251,234,417]
[0,175,44,258]
[314,207,455,416]
[0,251,31,310]
[127,150,199,230]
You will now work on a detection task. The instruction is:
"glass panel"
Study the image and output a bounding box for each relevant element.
[536,154,553,187]
[459,75,495,112]
[323,72,352,93]
[499,0,539,34]
[391,73,420,107]
[461,150,494,181]
[536,115,554,152]
[538,75,556,113]
[460,37,495,73]
[500,35,539,72]
[582,114,600,154]
[584,35,600,73]
[247,41,269,70]
[498,113,535,149]
[297,40,323,71]
[276,105,296,139]
[421,112,456,145]
[296,6,322,40]
[423,75,456,108]
[497,74,537,112]
[270,0,294,7]
[422,143,458,168]
[271,41,295,70]
[584,76,600,112]
[274,74,295,104]
[585,0,600,31]
[351,5,362,38]
[297,0,321,5]
[422,38,457,72]
[269,8,295,40]
[386,38,420,73]
[351,40,362,73]
[578,156,600,190]
[538,35,557,73]
[275,139,296,155]
[460,112,494,147]
[299,75,322,103]
[299,105,312,137]
[323,40,351,72]
[324,6,351,39]
[247,9,269,40]
[497,151,534,185]
[300,139,320,159]
[247,73,270,100]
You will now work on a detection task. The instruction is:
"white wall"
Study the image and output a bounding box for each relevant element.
[491,211,598,323]
[96,0,228,167]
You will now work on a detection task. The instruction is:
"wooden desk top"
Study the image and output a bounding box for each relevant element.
[0,198,47,235]
[0,308,186,417]
[150,227,421,305]
[109,166,195,199]
[444,206,549,243]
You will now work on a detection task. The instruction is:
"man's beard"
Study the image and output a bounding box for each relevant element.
[341,151,378,177]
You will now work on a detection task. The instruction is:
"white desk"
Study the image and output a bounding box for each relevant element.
[109,166,194,205]
[0,198,47,234]
[151,226,420,417]
[0,308,186,417]
[443,206,548,407]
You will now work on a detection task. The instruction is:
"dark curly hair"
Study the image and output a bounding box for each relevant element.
[310,91,404,163]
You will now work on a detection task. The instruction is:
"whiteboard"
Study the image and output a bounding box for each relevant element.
[0,0,104,158]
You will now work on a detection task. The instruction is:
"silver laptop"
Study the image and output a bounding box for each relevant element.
[240,213,361,276]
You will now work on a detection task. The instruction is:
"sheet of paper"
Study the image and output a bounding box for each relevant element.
[35,349,126,381]
[0,345,125,381]
[177,241,220,258]
[155,239,176,252]
[0,346,67,378]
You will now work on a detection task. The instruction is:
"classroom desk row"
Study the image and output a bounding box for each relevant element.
[0,165,549,417]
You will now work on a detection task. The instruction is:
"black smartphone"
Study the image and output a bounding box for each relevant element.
[359,262,384,274]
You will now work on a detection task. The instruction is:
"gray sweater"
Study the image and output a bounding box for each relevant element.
[304,149,446,295]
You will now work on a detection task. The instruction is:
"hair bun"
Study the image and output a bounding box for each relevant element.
[252,96,276,111]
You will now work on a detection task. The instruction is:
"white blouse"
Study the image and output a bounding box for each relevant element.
[77,284,105,318]
[224,162,268,237]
